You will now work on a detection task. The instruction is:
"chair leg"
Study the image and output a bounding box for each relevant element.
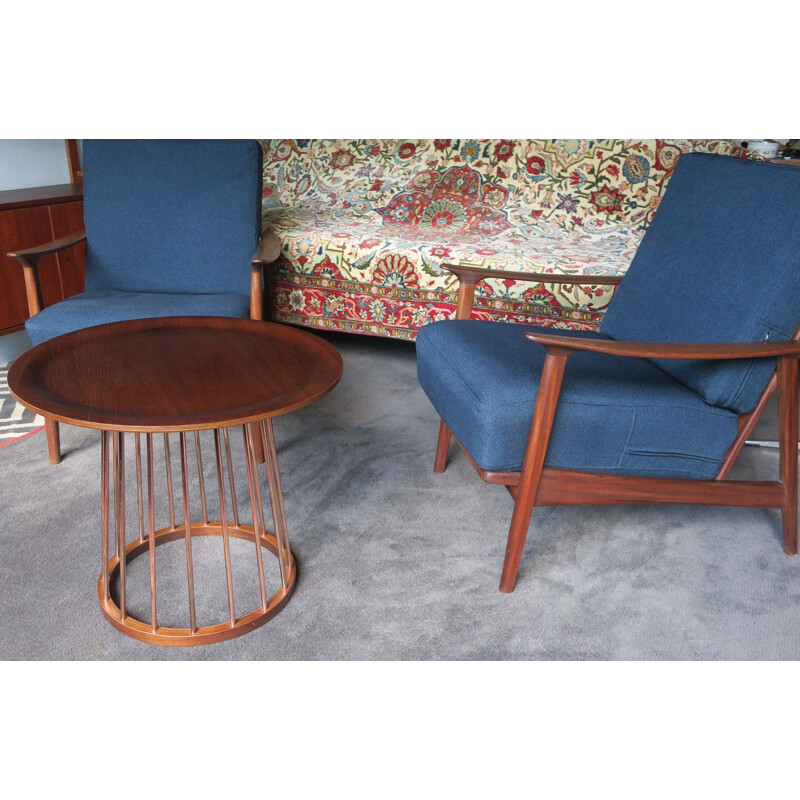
[500,481,541,593]
[778,356,798,555]
[434,420,451,473]
[499,350,570,592]
[45,417,62,464]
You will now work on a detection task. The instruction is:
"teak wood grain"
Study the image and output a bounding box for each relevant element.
[8,316,343,432]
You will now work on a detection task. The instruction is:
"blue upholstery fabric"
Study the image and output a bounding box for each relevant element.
[416,321,739,479]
[25,140,262,345]
[25,291,250,346]
[82,139,262,295]
[600,153,800,414]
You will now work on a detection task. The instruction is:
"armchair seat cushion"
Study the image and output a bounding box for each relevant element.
[25,290,251,346]
[416,320,739,479]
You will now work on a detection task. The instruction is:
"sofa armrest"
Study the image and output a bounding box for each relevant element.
[441,262,623,320]
[6,228,87,318]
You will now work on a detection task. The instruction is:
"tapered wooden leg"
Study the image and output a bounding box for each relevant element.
[434,420,452,473]
[45,417,61,464]
[499,350,570,593]
[778,356,799,555]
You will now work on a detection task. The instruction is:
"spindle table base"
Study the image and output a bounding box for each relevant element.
[97,422,296,647]
[99,522,295,646]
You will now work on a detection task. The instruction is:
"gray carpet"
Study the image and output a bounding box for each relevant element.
[1,331,799,660]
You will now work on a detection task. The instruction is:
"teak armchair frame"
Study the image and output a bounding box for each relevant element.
[434,265,800,593]
[6,230,281,464]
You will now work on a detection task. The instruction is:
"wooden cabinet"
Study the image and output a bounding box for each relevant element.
[0,183,85,335]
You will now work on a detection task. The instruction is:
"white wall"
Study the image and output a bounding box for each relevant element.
[0,140,72,191]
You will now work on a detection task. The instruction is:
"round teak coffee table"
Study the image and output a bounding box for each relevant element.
[8,316,343,646]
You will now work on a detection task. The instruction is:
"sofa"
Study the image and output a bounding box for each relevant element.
[260,139,758,339]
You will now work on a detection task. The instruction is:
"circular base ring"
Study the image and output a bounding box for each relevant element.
[97,523,295,646]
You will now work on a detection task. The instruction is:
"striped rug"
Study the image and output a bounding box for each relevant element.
[0,363,44,447]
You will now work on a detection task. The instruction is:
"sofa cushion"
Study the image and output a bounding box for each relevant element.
[600,153,800,414]
[83,139,263,296]
[25,290,250,346]
[416,320,739,479]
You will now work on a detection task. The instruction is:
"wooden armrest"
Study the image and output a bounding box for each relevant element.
[524,332,800,361]
[442,263,623,287]
[7,228,86,261]
[6,228,87,319]
[442,262,623,320]
[249,230,282,321]
[251,229,281,266]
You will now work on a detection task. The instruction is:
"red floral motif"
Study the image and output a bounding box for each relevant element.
[521,283,559,306]
[438,165,482,199]
[376,165,511,236]
[408,170,440,192]
[270,140,295,162]
[493,140,516,162]
[312,254,343,278]
[589,185,625,214]
[434,140,452,151]
[373,253,420,288]
[330,149,356,170]
[480,184,509,209]
[654,141,683,172]
[428,246,452,259]
[398,142,417,159]
[525,156,546,175]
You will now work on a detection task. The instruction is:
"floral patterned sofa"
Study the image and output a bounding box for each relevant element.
[261,139,756,340]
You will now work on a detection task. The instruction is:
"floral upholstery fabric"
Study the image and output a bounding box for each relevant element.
[261,139,758,339]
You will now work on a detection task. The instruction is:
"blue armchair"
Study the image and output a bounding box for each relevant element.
[417,153,800,592]
[7,139,278,463]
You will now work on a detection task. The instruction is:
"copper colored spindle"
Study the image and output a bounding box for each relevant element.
[112,433,120,559]
[214,429,237,626]
[115,432,127,621]
[135,433,145,543]
[242,425,268,610]
[261,419,292,589]
[195,430,208,525]
[223,427,240,528]
[100,431,110,603]
[147,433,158,632]
[248,427,269,555]
[163,432,176,530]
[179,432,198,633]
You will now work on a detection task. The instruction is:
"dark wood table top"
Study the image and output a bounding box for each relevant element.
[8,316,343,431]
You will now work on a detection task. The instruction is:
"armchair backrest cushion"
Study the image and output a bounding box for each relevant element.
[83,140,262,296]
[599,153,800,414]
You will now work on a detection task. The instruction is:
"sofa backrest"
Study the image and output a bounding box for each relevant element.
[599,153,800,414]
[261,139,758,235]
[84,140,263,295]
